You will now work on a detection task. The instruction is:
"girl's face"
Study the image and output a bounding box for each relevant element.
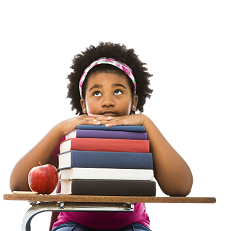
[80,72,138,116]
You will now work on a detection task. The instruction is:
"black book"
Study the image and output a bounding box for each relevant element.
[60,179,156,196]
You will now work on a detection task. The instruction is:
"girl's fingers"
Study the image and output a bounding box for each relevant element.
[77,114,143,127]
[88,114,113,122]
[105,118,129,127]
[81,114,112,126]
[104,114,143,127]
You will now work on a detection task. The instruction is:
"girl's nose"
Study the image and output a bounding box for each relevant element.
[102,94,115,108]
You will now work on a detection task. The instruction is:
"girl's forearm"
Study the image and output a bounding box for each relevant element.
[10,125,63,192]
[9,114,100,192]
[143,115,193,196]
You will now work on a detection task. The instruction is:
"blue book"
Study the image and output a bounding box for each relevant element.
[58,150,153,170]
[77,125,145,132]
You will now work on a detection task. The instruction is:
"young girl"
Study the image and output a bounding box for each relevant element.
[10,42,193,231]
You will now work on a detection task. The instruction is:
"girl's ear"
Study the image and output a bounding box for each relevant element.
[131,95,138,111]
[80,98,87,114]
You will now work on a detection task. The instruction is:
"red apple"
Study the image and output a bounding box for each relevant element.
[28,162,59,194]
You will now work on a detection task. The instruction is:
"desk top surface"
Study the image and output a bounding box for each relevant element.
[3,194,216,203]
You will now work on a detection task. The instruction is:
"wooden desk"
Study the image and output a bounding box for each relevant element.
[3,193,216,203]
[3,194,216,231]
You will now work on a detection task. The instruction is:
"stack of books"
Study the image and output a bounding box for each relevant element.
[58,125,156,196]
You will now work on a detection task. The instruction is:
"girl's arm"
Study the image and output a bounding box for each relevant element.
[10,115,102,192]
[142,115,193,196]
[10,125,63,191]
[102,114,193,196]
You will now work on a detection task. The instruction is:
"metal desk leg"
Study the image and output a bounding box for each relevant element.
[22,201,134,231]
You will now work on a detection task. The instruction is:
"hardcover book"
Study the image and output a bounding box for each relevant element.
[77,125,146,132]
[59,179,156,196]
[58,150,153,170]
[65,129,148,140]
[60,138,150,153]
[60,168,154,181]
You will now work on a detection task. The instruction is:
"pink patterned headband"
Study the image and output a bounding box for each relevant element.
[79,57,136,98]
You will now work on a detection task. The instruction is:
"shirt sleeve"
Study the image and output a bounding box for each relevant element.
[51,136,65,163]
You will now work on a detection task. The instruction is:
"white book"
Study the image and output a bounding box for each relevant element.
[60,168,154,181]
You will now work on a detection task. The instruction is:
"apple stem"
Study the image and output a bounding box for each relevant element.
[39,161,42,166]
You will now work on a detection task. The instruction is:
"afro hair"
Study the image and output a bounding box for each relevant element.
[67,42,153,114]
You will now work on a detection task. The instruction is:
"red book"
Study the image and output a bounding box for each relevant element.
[60,138,150,153]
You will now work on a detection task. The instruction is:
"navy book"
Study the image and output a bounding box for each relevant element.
[58,150,153,170]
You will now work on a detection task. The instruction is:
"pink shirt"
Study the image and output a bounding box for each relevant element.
[52,137,150,230]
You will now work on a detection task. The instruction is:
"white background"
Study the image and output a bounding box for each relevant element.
[1,1,230,230]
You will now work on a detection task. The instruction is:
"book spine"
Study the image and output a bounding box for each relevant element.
[77,125,145,132]
[60,138,150,153]
[60,179,156,196]
[58,150,153,169]
[60,168,154,181]
[67,130,147,140]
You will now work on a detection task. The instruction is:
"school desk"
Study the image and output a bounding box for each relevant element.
[3,194,216,231]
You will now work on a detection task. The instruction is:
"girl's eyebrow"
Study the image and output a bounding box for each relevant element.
[89,83,127,92]
[112,83,127,89]
[89,84,102,92]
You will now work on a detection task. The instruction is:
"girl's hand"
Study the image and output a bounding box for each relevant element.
[89,114,147,127]
[56,114,113,136]
[57,113,147,136]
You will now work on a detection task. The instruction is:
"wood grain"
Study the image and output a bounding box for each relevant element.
[3,194,216,203]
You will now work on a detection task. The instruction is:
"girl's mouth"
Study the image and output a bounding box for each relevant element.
[101,111,117,117]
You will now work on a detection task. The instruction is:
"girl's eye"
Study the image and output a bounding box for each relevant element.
[114,89,122,95]
[93,91,102,96]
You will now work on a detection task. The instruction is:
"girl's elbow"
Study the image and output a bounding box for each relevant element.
[176,175,193,197]
[175,170,193,196]
[10,180,18,192]
[10,173,30,192]
[174,179,193,197]
[10,180,30,192]
[175,185,192,197]
[165,186,192,197]
[163,176,193,197]
[10,177,20,192]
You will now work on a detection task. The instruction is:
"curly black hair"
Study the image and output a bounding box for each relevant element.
[67,42,153,115]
